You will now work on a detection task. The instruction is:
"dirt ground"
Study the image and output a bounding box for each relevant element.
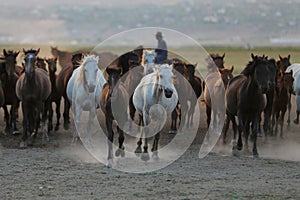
[0,101,300,200]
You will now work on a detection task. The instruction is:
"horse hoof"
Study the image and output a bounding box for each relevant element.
[141,153,150,161]
[134,147,142,156]
[232,148,239,157]
[55,126,59,131]
[63,123,69,130]
[152,152,159,161]
[115,148,125,157]
[20,141,27,149]
[293,119,299,124]
[253,153,259,159]
[169,130,177,134]
[106,159,113,168]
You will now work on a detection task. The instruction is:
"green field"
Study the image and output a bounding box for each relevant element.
[1,44,300,74]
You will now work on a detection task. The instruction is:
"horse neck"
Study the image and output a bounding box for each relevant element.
[49,70,56,87]
[245,73,260,96]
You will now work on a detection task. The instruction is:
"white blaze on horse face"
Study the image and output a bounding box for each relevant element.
[84,60,98,93]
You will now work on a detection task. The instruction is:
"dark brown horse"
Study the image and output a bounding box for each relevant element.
[1,49,21,134]
[185,63,202,127]
[99,65,129,168]
[0,80,4,108]
[36,57,47,71]
[16,48,51,148]
[271,71,294,137]
[51,46,83,68]
[56,53,83,130]
[225,54,269,157]
[46,58,61,131]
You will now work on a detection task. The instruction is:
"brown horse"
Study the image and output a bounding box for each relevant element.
[185,63,202,127]
[271,71,294,137]
[99,65,129,168]
[36,57,47,71]
[0,81,4,108]
[225,54,269,157]
[46,58,61,132]
[204,66,234,143]
[16,48,51,148]
[1,49,21,134]
[56,53,83,130]
[51,46,84,68]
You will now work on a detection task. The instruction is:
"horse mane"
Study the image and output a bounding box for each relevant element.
[241,55,267,76]
[76,55,99,83]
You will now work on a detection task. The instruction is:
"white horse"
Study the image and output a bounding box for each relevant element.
[142,50,155,75]
[133,64,178,161]
[286,63,300,124]
[67,55,106,144]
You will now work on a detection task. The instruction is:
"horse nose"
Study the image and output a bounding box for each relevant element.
[88,85,96,92]
[164,88,173,98]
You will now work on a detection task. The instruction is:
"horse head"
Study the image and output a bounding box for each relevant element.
[46,57,58,73]
[283,70,294,94]
[72,53,83,70]
[3,49,19,80]
[265,58,277,90]
[106,65,122,97]
[207,53,225,69]
[36,57,47,71]
[23,48,40,79]
[218,66,234,87]
[278,54,291,72]
[143,50,155,75]
[243,53,269,93]
[50,46,59,58]
[81,55,99,93]
[185,63,197,82]
[155,64,174,98]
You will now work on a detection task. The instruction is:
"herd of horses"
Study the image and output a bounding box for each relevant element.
[0,46,299,167]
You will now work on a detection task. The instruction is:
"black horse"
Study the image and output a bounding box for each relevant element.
[225,54,269,157]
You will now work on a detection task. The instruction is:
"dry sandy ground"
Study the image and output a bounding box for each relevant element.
[0,102,300,200]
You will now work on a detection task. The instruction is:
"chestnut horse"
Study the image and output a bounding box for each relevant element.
[45,58,61,131]
[56,53,83,130]
[16,48,51,148]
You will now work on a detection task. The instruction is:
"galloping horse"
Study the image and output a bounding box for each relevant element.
[133,64,178,161]
[204,66,234,143]
[99,65,129,168]
[185,63,202,127]
[16,48,51,148]
[56,53,83,130]
[271,71,294,137]
[225,54,269,157]
[45,58,61,131]
[1,49,21,134]
[67,55,106,144]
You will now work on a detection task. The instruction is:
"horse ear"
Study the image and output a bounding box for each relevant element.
[194,63,198,67]
[15,51,20,57]
[35,48,40,56]
[251,53,255,60]
[3,49,7,57]
[230,66,234,72]
[290,69,293,76]
[288,54,291,59]
[23,48,26,54]
[222,53,225,59]
[279,55,283,60]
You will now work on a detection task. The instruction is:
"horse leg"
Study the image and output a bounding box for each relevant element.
[3,105,10,133]
[287,93,291,129]
[222,115,230,144]
[188,100,197,128]
[169,108,177,134]
[206,105,211,129]
[72,105,81,144]
[270,112,275,136]
[63,98,70,130]
[280,110,286,138]
[86,108,96,147]
[20,103,28,148]
[115,126,125,157]
[244,122,251,154]
[135,115,143,155]
[151,132,160,160]
[42,100,50,144]
[129,96,135,132]
[141,112,150,161]
[236,115,244,151]
[106,116,114,168]
[275,111,280,137]
[48,101,54,132]
[55,99,61,131]
[179,103,188,132]
[294,95,300,124]
[12,101,19,135]
[251,117,259,158]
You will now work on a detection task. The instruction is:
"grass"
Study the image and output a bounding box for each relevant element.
[1,44,300,74]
